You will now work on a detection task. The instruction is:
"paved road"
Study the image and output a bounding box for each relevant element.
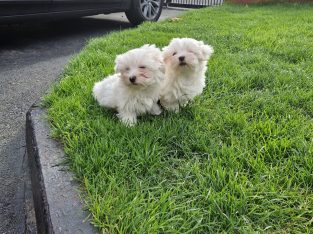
[0,8,184,233]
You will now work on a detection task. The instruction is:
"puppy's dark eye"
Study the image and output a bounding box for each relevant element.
[125,67,130,71]
[139,66,146,69]
[173,52,177,56]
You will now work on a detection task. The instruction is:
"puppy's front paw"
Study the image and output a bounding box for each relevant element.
[150,103,162,116]
[165,104,180,113]
[121,117,137,127]
[123,119,136,127]
[117,113,137,127]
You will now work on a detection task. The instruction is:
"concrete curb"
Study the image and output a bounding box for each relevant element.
[26,106,97,234]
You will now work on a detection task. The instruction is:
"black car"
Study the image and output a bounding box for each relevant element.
[0,0,163,25]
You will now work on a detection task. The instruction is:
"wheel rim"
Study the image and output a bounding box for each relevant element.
[140,0,161,20]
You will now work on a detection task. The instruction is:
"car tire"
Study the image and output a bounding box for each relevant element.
[125,0,163,26]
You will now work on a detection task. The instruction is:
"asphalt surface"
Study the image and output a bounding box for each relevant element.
[0,8,184,233]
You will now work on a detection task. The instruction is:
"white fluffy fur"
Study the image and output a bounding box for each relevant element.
[93,45,164,126]
[160,38,214,112]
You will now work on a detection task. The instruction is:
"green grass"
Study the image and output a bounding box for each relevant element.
[44,3,313,233]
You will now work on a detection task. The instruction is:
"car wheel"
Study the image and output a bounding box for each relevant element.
[125,0,163,26]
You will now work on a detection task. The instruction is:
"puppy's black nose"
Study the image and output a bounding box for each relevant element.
[129,76,136,83]
[179,56,185,62]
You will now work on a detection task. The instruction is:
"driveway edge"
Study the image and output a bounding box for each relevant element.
[26,106,97,233]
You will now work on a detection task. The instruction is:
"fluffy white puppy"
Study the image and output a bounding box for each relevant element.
[160,38,214,112]
[93,45,164,126]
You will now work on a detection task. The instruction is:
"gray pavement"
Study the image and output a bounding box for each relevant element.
[0,8,185,233]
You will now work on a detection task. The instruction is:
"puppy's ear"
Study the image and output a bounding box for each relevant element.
[162,45,172,63]
[157,57,165,74]
[162,37,181,63]
[198,41,214,61]
[149,47,165,74]
[114,54,123,73]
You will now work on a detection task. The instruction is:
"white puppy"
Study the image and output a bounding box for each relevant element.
[160,38,214,112]
[93,45,164,126]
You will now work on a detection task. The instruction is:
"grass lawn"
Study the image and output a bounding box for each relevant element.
[44,3,313,233]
